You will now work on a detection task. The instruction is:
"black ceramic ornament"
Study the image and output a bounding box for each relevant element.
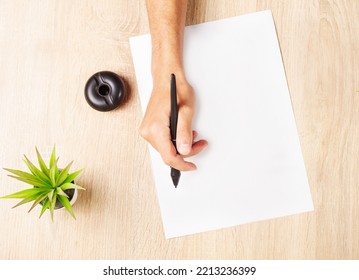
[84,71,126,112]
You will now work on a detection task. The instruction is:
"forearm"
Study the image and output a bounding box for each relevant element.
[141,0,207,170]
[145,0,188,84]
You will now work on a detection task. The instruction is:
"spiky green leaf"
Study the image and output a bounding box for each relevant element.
[49,191,57,221]
[56,187,68,197]
[12,193,46,208]
[4,168,36,180]
[1,188,46,199]
[49,201,54,221]
[58,195,76,220]
[55,157,59,181]
[55,161,73,187]
[23,156,51,185]
[7,175,52,188]
[61,183,85,191]
[49,164,56,186]
[11,189,51,208]
[11,197,36,208]
[27,192,50,213]
[61,169,83,185]
[4,168,47,186]
[35,147,49,177]
[47,190,54,203]
[39,198,50,218]
[49,145,56,169]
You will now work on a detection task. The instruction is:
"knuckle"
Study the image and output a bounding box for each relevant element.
[177,125,191,136]
[179,105,195,119]
[181,104,193,113]
[139,122,159,140]
[162,154,175,167]
[178,81,194,94]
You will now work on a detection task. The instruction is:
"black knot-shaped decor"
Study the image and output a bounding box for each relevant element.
[84,71,126,112]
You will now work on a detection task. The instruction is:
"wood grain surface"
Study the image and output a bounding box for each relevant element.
[0,0,358,259]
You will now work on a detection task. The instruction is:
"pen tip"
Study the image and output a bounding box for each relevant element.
[172,178,179,188]
[171,168,181,188]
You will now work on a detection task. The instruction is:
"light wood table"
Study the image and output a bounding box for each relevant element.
[0,0,358,259]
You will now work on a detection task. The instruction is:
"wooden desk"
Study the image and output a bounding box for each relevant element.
[0,0,358,259]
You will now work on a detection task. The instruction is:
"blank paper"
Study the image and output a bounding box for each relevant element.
[130,10,313,238]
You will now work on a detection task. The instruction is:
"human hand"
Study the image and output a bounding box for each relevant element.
[140,74,208,171]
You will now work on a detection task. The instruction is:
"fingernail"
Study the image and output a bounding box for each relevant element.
[179,144,191,155]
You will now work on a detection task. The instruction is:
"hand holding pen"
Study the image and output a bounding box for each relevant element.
[139,73,208,180]
[142,0,208,185]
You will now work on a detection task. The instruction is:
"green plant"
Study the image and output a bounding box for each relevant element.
[1,146,84,220]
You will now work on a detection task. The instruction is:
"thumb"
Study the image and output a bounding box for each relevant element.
[176,106,194,156]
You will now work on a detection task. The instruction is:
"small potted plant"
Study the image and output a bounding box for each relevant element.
[1,146,84,220]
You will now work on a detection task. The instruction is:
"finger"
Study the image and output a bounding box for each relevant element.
[182,139,208,158]
[157,137,197,171]
[176,105,194,156]
[167,154,197,171]
[142,122,196,171]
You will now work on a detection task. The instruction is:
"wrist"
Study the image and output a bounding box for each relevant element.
[150,38,186,83]
[152,67,186,87]
[151,58,187,89]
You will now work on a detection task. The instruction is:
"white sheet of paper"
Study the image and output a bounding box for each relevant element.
[130,10,313,239]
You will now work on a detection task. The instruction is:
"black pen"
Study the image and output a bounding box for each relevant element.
[170,73,181,187]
